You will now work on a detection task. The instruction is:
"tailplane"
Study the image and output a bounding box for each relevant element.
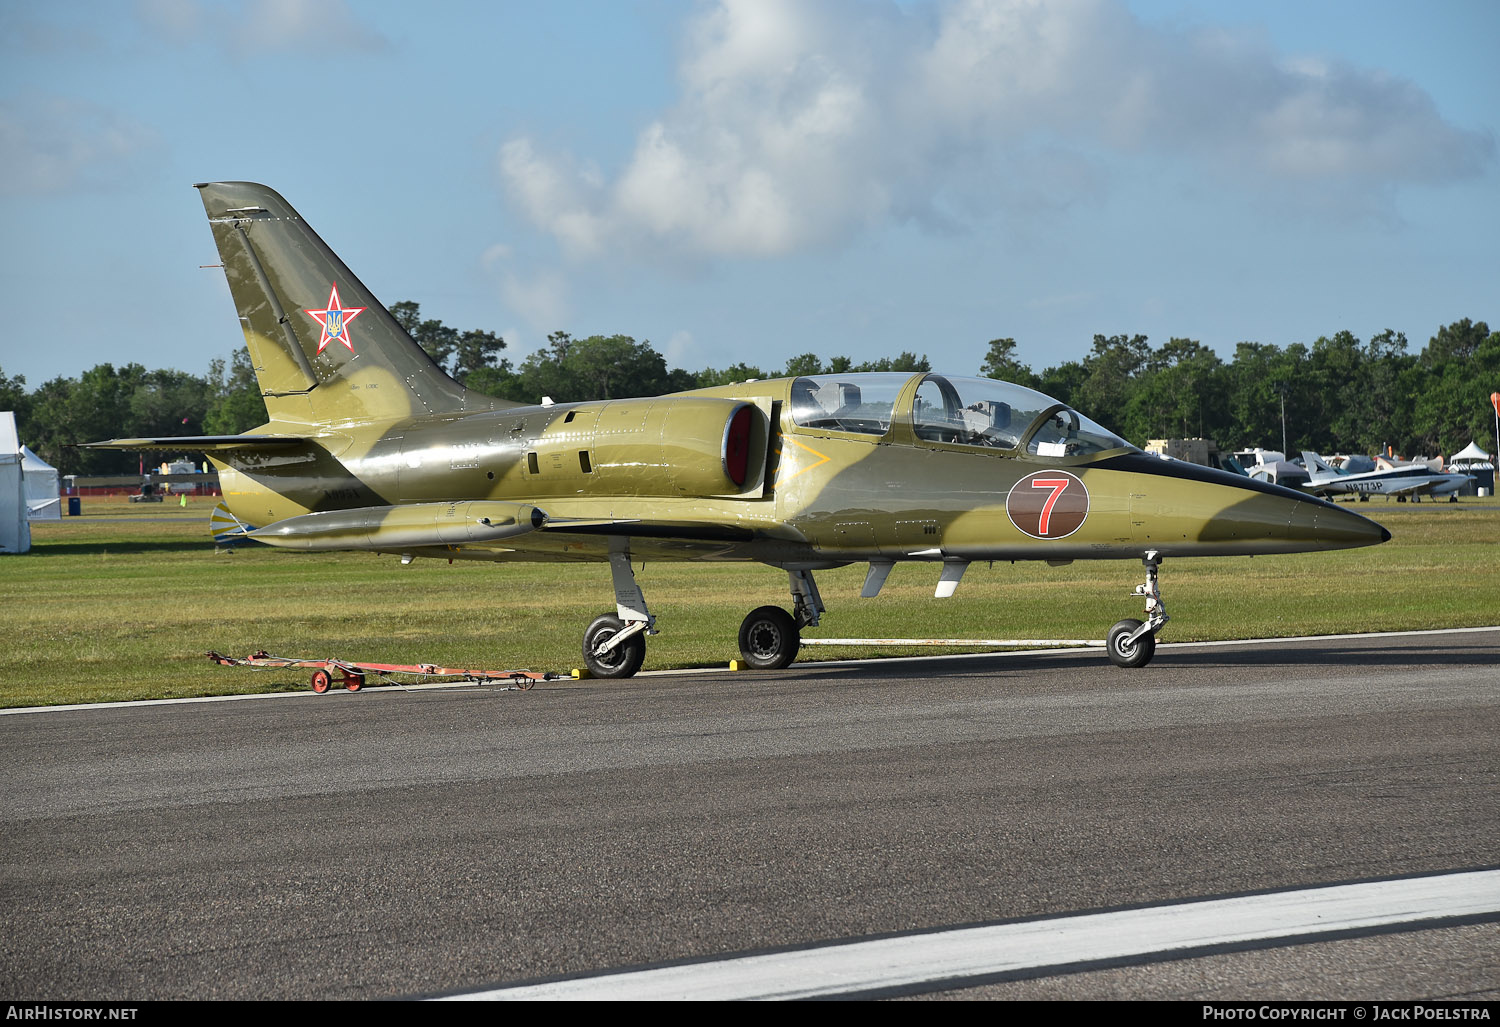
[195,181,514,426]
[209,500,255,547]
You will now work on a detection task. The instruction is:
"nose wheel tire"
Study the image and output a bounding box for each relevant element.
[738,606,800,670]
[583,613,647,679]
[1106,618,1156,669]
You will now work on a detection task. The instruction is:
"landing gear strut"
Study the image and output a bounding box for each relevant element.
[581,545,655,679]
[1107,551,1168,669]
[579,561,831,678]
[579,548,1173,676]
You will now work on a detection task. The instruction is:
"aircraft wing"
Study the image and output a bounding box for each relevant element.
[80,435,308,451]
[1299,480,1342,497]
[1383,479,1435,497]
[1301,469,1461,499]
[1389,473,1471,498]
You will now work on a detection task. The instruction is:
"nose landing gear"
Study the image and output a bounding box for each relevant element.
[1107,552,1168,669]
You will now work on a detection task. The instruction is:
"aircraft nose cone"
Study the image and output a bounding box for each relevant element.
[1197,487,1389,553]
[1303,501,1390,548]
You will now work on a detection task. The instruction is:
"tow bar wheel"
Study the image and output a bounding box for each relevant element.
[310,669,333,693]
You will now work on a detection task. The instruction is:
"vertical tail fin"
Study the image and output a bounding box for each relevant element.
[195,181,512,425]
[1300,451,1340,478]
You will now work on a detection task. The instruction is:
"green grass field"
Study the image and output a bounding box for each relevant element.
[3,497,1497,708]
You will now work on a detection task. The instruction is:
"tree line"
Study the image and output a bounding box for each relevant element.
[3,304,1493,476]
[978,320,1497,463]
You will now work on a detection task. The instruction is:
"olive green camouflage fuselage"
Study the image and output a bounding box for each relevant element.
[207,371,1387,568]
[86,182,1388,664]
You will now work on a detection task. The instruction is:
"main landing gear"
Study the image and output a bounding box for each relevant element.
[580,552,824,679]
[1106,551,1168,669]
[737,569,824,670]
[578,550,1171,678]
[581,546,655,679]
[582,613,647,679]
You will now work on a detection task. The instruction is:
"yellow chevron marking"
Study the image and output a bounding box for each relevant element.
[774,436,831,488]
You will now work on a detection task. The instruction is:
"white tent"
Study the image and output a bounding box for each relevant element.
[0,412,30,554]
[21,445,60,521]
[1450,441,1495,495]
[1450,441,1493,468]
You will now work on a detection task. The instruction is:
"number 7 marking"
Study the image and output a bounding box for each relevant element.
[1029,477,1072,536]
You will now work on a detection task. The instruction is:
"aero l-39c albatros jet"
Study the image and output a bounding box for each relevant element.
[87,182,1391,678]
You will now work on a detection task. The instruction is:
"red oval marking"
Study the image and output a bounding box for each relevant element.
[1006,470,1089,539]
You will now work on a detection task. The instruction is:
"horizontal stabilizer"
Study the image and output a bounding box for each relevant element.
[80,435,307,451]
[209,501,255,542]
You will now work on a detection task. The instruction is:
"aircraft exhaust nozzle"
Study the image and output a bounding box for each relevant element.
[248,501,547,552]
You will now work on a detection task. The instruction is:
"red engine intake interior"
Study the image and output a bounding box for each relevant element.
[724,404,753,487]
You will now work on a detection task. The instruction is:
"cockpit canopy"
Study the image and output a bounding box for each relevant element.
[789,373,1135,459]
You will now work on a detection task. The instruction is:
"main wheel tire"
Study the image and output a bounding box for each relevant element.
[738,606,800,670]
[583,613,646,679]
[1106,618,1156,669]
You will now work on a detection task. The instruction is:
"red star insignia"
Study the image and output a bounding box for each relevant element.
[304,283,366,353]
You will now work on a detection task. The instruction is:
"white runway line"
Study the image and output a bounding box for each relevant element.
[444,869,1500,1001]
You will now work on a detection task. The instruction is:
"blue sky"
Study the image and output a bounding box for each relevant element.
[2,0,1496,390]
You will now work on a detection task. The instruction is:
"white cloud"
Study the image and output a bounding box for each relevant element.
[480,242,513,265]
[497,0,1493,261]
[663,329,697,367]
[485,246,571,335]
[0,97,163,195]
[496,139,609,258]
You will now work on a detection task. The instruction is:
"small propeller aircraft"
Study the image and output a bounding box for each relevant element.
[87,182,1390,677]
[1300,451,1471,503]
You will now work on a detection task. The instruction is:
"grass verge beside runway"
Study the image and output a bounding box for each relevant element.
[4,499,1497,708]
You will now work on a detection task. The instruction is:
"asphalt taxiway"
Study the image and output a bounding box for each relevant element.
[2,628,1496,1000]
